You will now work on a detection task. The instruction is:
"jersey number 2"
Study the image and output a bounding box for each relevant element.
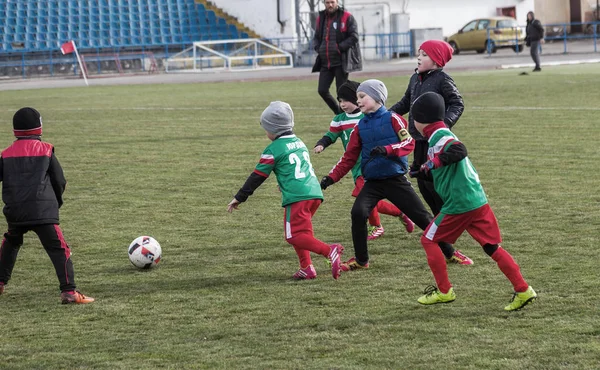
[289,152,316,179]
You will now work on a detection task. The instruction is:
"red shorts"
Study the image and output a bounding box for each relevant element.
[351,175,365,197]
[283,199,321,240]
[423,204,502,246]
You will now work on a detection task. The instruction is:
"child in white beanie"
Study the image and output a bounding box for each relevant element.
[227,101,344,280]
[320,80,472,272]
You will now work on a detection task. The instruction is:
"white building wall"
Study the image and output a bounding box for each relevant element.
[210,0,535,39]
[210,0,297,38]
[343,0,535,37]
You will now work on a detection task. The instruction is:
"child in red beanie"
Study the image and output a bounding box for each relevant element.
[0,107,94,304]
[389,39,471,265]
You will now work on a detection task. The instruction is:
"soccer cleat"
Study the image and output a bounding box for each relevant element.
[417,285,456,305]
[292,265,317,280]
[446,250,474,265]
[60,290,95,304]
[340,257,369,272]
[0,282,4,295]
[328,244,344,280]
[367,225,385,240]
[504,286,537,311]
[399,213,415,233]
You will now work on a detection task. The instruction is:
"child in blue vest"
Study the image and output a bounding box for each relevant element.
[409,92,536,311]
[320,79,472,271]
[314,80,415,241]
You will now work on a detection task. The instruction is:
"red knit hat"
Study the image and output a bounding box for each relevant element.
[419,40,453,67]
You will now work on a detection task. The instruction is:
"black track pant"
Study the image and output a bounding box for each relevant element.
[413,139,445,215]
[350,175,454,264]
[0,224,76,292]
[317,65,348,115]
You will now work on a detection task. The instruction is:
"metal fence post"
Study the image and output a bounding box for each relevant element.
[21,51,25,79]
[595,23,598,53]
[563,24,567,54]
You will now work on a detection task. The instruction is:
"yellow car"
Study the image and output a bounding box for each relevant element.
[447,16,525,54]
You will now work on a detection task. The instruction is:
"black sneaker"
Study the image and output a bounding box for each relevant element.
[533,67,542,72]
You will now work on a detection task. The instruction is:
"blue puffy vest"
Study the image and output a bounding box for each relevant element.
[358,106,409,180]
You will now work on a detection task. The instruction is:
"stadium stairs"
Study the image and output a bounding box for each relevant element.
[195,0,261,39]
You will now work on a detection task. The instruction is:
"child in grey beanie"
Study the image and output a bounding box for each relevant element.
[260,101,295,136]
[357,79,388,105]
[228,101,345,281]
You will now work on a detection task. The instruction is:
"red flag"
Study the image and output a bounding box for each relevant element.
[60,41,75,54]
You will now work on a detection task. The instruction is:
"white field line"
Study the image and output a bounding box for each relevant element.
[2,107,328,111]
[500,59,600,69]
[6,107,599,113]
[471,106,600,111]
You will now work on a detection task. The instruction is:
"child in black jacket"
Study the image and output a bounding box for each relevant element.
[0,108,94,304]
[390,40,470,265]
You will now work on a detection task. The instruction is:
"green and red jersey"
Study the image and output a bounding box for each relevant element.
[254,134,323,207]
[322,111,363,182]
[425,122,487,214]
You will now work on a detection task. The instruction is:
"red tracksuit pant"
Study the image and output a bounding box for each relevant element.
[284,199,331,268]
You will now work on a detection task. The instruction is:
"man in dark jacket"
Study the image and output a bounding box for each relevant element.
[390,40,471,265]
[312,0,362,114]
[0,107,94,304]
[526,11,545,72]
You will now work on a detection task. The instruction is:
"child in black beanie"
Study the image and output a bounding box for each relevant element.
[410,92,536,311]
[0,107,94,304]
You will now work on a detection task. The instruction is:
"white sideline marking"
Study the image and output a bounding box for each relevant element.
[3,107,327,112]
[471,106,600,111]
[500,59,600,69]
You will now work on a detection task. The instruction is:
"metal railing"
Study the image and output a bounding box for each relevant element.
[484,21,600,55]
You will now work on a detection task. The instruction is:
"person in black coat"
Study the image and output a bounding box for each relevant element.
[312,0,362,114]
[0,107,94,304]
[526,11,545,72]
[390,40,471,265]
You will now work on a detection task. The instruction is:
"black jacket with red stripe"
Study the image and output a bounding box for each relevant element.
[312,7,362,74]
[0,138,66,226]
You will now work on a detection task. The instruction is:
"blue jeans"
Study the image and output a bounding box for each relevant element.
[530,40,541,69]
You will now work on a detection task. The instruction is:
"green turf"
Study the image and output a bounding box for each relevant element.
[0,64,598,369]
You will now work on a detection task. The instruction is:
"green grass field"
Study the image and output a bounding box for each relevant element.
[0,64,599,369]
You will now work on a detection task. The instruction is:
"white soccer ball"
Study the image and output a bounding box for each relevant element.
[128,236,162,269]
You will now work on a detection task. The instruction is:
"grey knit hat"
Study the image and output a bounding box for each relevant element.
[260,101,294,135]
[357,79,388,105]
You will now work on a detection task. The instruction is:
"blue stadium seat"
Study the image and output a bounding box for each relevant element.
[0,0,248,53]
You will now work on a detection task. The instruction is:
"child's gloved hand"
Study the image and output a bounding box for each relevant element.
[370,146,387,156]
[419,160,436,173]
[409,161,435,179]
[320,176,334,190]
[314,145,325,154]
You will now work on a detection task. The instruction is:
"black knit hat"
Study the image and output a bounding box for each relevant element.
[337,80,360,106]
[411,92,445,124]
[13,107,42,137]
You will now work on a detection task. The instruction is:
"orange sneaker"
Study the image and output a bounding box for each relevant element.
[60,290,95,304]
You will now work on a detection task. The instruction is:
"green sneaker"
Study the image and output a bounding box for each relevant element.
[504,286,537,311]
[417,285,456,305]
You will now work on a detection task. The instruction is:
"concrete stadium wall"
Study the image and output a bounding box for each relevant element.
[212,0,535,39]
[211,0,296,38]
